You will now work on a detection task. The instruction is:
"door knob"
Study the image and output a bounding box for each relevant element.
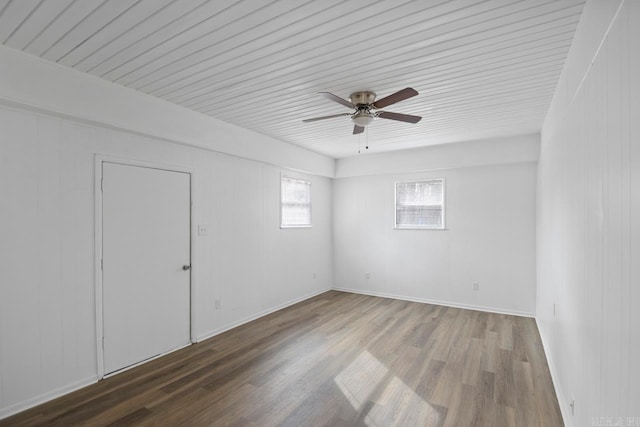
[182,265,191,271]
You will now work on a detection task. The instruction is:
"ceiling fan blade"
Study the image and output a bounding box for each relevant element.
[377,111,422,123]
[319,92,355,108]
[302,113,351,123]
[372,87,418,109]
[353,125,365,135]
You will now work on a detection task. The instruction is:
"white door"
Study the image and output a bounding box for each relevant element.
[102,162,191,375]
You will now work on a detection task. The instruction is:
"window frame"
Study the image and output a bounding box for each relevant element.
[280,175,312,229]
[394,178,446,230]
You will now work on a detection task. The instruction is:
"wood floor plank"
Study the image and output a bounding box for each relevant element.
[469,370,497,427]
[0,291,563,426]
[481,330,500,373]
[462,338,484,386]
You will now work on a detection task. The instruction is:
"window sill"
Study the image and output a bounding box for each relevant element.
[394,226,447,230]
[280,225,312,229]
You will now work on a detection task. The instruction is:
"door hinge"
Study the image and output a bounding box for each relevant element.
[102,336,104,349]
[101,259,103,270]
[101,178,103,192]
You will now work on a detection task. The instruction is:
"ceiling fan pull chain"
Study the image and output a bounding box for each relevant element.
[366,127,369,150]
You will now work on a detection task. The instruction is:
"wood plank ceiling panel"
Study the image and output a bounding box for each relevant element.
[2,0,75,50]
[0,0,586,158]
[0,0,41,42]
[19,0,107,56]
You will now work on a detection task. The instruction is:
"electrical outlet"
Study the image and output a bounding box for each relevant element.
[214,299,221,310]
[365,272,370,279]
[472,282,480,291]
[198,224,209,236]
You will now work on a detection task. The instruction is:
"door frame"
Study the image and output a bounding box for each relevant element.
[94,154,197,379]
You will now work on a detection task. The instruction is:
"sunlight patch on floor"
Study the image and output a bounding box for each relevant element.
[334,350,388,411]
[334,350,442,426]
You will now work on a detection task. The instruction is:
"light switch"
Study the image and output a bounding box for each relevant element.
[198,224,208,236]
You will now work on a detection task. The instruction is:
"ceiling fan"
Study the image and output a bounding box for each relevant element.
[302,87,422,134]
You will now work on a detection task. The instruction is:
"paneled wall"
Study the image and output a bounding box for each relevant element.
[333,158,537,316]
[537,0,639,424]
[0,107,332,418]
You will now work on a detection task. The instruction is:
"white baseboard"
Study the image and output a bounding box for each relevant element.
[0,375,97,420]
[332,287,535,318]
[196,287,331,343]
[535,317,570,426]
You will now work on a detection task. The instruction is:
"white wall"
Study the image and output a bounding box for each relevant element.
[0,50,333,418]
[333,138,538,316]
[537,0,640,425]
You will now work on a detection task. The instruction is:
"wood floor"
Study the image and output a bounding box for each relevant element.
[1,291,563,426]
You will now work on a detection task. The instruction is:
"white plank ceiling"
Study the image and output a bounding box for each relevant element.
[0,0,585,158]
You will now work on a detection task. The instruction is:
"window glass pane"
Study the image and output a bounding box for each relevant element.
[282,179,310,204]
[396,181,442,205]
[282,203,311,225]
[396,206,443,228]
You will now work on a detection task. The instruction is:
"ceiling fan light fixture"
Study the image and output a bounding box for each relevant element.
[351,112,374,127]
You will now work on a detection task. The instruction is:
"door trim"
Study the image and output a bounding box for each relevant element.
[94,154,196,379]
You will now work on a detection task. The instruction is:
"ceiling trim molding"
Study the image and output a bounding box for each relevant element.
[335,134,540,178]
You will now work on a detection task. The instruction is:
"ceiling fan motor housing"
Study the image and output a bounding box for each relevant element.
[349,91,376,105]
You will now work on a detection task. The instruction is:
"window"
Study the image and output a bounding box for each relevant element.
[395,179,445,229]
[281,176,311,227]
